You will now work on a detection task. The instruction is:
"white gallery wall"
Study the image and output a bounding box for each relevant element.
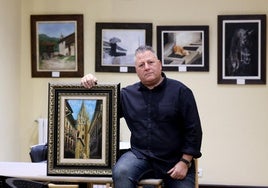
[0,0,268,186]
[0,0,21,161]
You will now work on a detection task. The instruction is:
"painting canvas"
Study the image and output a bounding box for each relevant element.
[157,25,209,72]
[102,29,145,66]
[31,15,84,77]
[47,83,120,176]
[96,22,152,73]
[218,14,266,84]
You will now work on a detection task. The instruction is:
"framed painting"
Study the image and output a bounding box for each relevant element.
[218,14,266,84]
[47,83,120,176]
[157,25,209,72]
[31,14,84,77]
[95,22,152,73]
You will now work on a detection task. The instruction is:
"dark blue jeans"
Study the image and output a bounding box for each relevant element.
[112,151,196,188]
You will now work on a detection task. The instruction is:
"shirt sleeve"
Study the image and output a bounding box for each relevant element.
[179,87,203,158]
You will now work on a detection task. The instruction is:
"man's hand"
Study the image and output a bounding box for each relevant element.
[81,74,98,88]
[167,161,189,180]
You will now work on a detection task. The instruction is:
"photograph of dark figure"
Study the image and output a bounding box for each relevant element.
[101,29,146,67]
[109,37,127,57]
[225,23,259,77]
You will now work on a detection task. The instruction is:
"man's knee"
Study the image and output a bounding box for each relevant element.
[112,161,130,179]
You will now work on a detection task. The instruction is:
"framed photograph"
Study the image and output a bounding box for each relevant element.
[96,22,152,73]
[218,14,266,84]
[157,25,209,72]
[31,14,84,77]
[47,83,120,176]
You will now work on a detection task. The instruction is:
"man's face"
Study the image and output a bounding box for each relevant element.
[135,50,162,87]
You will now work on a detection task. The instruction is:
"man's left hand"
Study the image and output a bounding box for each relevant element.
[167,161,189,180]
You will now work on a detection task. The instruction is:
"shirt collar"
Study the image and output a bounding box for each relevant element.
[138,72,167,91]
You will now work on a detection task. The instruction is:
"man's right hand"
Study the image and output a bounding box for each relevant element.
[81,74,98,88]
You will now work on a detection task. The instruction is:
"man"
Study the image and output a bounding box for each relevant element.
[81,45,202,188]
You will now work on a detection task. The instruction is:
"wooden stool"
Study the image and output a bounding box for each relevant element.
[88,178,163,188]
[87,178,113,188]
[88,182,112,188]
[137,178,163,188]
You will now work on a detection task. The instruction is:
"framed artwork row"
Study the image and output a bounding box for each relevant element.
[30,14,267,85]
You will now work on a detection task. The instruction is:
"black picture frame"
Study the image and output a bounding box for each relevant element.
[95,22,153,73]
[47,83,120,176]
[157,25,209,72]
[31,14,84,77]
[217,14,266,84]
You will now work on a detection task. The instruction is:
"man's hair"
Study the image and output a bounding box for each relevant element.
[135,45,156,56]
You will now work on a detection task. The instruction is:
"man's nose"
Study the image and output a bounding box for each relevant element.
[144,62,150,69]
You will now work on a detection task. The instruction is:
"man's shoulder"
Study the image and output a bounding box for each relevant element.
[166,77,188,89]
[166,77,195,96]
[122,82,140,92]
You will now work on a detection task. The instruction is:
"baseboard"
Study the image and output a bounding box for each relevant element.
[200,185,268,188]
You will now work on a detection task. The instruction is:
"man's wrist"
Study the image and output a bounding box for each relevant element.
[180,158,192,168]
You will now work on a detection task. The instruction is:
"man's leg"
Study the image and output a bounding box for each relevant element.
[112,151,153,188]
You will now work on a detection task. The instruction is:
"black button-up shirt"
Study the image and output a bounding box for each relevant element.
[120,73,202,163]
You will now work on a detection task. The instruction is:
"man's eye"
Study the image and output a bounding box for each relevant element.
[139,64,145,68]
